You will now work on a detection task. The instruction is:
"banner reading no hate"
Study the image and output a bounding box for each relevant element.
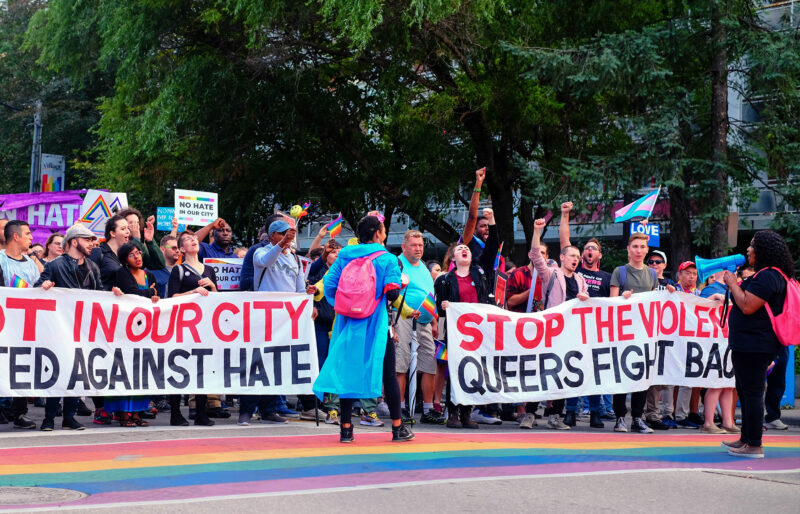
[175,188,218,226]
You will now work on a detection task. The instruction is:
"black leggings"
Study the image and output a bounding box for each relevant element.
[341,337,402,426]
[732,350,774,447]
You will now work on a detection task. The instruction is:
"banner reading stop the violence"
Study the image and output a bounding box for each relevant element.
[446,291,734,405]
[0,288,318,397]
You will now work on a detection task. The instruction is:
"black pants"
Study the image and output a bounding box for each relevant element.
[764,346,788,423]
[341,337,402,426]
[732,351,774,447]
[613,390,647,419]
[46,397,77,421]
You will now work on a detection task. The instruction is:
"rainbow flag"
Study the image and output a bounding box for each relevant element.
[494,242,504,270]
[420,291,437,319]
[298,202,311,219]
[435,341,448,361]
[326,213,343,238]
[614,187,661,223]
[10,274,30,288]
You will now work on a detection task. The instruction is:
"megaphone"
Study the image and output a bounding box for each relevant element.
[695,254,745,284]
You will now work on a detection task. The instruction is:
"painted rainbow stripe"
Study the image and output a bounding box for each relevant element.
[0,432,797,510]
[178,195,216,202]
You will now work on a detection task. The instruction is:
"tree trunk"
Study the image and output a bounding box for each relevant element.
[668,183,693,278]
[709,0,729,257]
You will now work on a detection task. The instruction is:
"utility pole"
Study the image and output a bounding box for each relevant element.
[28,100,42,193]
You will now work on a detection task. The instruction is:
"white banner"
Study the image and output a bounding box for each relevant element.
[0,289,318,397]
[446,291,734,405]
[203,258,243,291]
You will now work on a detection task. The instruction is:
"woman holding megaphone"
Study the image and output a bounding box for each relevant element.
[721,230,793,459]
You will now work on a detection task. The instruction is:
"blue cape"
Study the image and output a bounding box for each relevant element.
[312,244,401,399]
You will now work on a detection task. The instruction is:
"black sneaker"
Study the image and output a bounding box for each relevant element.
[392,423,415,442]
[155,399,171,412]
[340,425,354,443]
[13,415,35,429]
[589,412,604,428]
[62,418,86,431]
[563,410,577,427]
[647,418,671,430]
[40,418,55,431]
[688,412,704,426]
[401,408,415,426]
[207,407,231,419]
[76,400,93,417]
[420,410,445,425]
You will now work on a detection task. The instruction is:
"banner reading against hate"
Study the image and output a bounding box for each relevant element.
[446,291,733,405]
[0,289,318,397]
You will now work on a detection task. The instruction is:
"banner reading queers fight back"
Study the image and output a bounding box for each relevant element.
[447,291,734,405]
[0,289,318,397]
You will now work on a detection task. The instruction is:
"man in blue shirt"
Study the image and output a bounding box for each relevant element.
[395,230,442,425]
[196,218,235,260]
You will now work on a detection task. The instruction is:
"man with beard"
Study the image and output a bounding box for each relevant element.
[530,217,590,430]
[36,224,117,431]
[558,202,614,425]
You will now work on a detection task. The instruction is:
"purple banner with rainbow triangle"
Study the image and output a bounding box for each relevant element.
[0,190,86,244]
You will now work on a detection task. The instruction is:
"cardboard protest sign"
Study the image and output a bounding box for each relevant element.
[447,290,733,405]
[203,258,243,290]
[79,189,128,238]
[0,288,318,397]
[156,207,186,232]
[175,189,218,226]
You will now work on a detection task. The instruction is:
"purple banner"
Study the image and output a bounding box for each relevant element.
[0,190,86,244]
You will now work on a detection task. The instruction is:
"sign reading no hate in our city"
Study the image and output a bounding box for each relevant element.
[175,189,218,227]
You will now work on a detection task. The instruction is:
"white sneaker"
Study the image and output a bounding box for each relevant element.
[519,413,536,429]
[764,419,789,430]
[547,415,570,430]
[470,410,502,425]
[375,401,391,418]
[614,417,628,432]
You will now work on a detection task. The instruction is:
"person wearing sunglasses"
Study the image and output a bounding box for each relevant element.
[647,250,674,290]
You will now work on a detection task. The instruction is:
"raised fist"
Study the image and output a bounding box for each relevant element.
[561,201,573,213]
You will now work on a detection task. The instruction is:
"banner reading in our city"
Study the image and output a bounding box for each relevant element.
[446,290,733,405]
[0,288,318,397]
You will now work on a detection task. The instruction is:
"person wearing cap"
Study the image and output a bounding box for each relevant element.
[36,224,118,431]
[239,213,286,292]
[647,250,674,290]
[672,260,705,428]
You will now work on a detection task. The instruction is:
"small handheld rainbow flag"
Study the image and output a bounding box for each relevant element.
[435,342,448,362]
[494,242,504,270]
[420,291,437,319]
[298,202,311,219]
[10,274,30,288]
[326,213,343,238]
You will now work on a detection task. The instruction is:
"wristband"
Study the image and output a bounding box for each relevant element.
[474,188,481,193]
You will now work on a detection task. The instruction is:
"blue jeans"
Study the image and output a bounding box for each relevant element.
[565,395,602,413]
[603,394,613,413]
[239,395,282,417]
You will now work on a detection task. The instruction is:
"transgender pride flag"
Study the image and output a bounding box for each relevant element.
[614,187,661,223]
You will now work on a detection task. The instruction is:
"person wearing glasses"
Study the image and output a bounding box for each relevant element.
[647,250,674,290]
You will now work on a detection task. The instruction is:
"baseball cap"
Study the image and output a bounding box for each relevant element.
[268,219,291,235]
[678,261,696,272]
[648,250,667,265]
[64,224,97,247]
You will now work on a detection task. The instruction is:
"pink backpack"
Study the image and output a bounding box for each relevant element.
[334,251,386,319]
[756,267,800,346]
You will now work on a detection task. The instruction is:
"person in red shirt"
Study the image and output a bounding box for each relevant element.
[435,244,492,428]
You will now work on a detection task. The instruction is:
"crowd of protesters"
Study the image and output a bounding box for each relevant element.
[0,169,794,458]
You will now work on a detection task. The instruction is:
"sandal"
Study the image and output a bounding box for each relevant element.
[131,414,149,427]
[119,413,136,427]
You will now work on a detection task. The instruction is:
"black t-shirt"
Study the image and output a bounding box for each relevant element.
[76,261,91,289]
[576,265,611,298]
[167,263,218,297]
[656,277,675,291]
[728,269,786,354]
[565,275,578,301]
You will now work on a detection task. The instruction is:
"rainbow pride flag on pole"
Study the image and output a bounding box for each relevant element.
[326,213,343,238]
[494,242,504,270]
[614,187,661,223]
[10,274,30,288]
[420,291,437,320]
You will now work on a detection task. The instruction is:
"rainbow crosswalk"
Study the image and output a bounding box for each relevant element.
[0,432,798,509]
